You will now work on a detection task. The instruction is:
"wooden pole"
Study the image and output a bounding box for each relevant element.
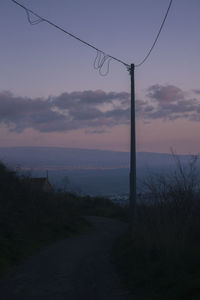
[129,64,136,230]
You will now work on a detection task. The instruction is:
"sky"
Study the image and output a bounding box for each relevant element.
[0,0,200,154]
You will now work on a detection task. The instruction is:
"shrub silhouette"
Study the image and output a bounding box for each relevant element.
[0,162,87,275]
[0,161,126,276]
[114,154,200,300]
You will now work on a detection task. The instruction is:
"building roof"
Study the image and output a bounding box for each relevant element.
[29,177,53,191]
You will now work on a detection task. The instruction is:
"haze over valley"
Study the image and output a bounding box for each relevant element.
[0,147,194,197]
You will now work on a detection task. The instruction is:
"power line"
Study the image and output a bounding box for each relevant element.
[135,0,173,67]
[11,0,173,71]
[11,0,130,75]
[93,51,113,76]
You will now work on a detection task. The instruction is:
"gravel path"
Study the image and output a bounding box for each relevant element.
[0,216,134,300]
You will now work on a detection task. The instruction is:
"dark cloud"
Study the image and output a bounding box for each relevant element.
[0,90,130,133]
[1,86,200,134]
[54,91,129,109]
[142,84,200,121]
[193,90,200,95]
[147,85,184,103]
[0,91,62,132]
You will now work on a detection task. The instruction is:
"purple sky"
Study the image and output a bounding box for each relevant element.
[1,0,200,153]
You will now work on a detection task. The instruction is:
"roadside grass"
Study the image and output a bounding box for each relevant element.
[113,224,200,300]
[112,154,200,300]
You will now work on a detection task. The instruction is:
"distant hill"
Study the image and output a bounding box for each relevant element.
[0,147,194,196]
[0,146,189,171]
[0,147,129,170]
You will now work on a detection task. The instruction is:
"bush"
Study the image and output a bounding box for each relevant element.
[113,154,200,300]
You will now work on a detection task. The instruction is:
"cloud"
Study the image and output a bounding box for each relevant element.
[142,84,200,121]
[0,90,130,133]
[193,90,200,95]
[147,85,184,102]
[54,90,129,109]
[1,85,200,134]
[0,91,61,132]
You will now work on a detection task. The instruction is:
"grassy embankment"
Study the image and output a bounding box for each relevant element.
[113,155,200,300]
[0,162,127,277]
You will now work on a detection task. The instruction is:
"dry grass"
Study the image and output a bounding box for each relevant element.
[113,154,200,300]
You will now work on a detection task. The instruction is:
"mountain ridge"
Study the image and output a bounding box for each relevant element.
[0,146,191,170]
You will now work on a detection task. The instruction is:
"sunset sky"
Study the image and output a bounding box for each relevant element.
[1,0,200,154]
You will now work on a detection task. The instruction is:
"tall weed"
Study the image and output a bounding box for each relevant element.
[114,154,200,299]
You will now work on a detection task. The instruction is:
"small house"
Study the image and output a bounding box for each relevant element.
[29,177,53,193]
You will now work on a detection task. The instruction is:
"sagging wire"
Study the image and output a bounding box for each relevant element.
[135,0,173,67]
[11,0,173,72]
[25,9,44,25]
[11,0,130,76]
[93,51,112,76]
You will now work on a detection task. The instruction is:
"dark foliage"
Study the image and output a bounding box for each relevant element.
[0,162,88,276]
[0,162,127,277]
[113,155,200,300]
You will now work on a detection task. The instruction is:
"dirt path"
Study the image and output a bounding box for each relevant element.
[0,216,134,300]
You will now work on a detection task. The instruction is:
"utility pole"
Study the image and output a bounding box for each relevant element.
[129,64,136,230]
